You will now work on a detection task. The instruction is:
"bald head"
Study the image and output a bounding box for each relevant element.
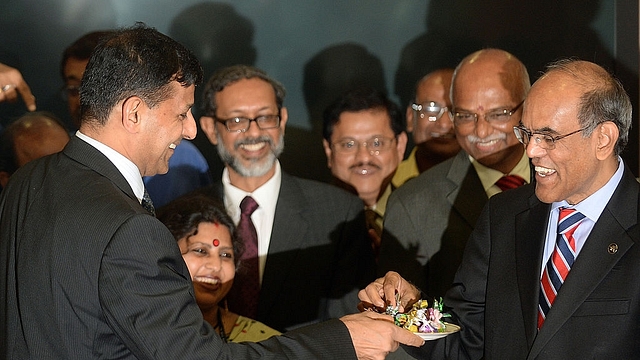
[13,116,69,167]
[452,48,530,106]
[0,112,70,187]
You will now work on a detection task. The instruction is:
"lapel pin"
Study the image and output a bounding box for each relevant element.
[607,243,618,254]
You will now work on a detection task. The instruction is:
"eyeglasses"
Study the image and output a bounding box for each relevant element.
[332,136,396,156]
[214,114,280,132]
[449,100,524,127]
[411,101,449,121]
[513,125,589,150]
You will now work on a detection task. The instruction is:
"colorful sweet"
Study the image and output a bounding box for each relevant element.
[386,297,448,334]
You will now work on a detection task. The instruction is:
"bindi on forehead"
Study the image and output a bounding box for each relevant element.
[476,105,484,111]
[212,239,220,247]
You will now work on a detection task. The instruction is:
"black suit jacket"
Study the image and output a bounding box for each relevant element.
[0,136,358,359]
[378,150,488,299]
[196,172,376,331]
[414,167,640,359]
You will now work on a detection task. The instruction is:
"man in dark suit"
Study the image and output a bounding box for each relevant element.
[322,87,408,258]
[378,49,532,299]
[197,65,377,332]
[361,59,639,358]
[0,25,422,359]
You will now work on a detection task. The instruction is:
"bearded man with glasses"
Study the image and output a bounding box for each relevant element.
[195,65,377,333]
[378,49,532,300]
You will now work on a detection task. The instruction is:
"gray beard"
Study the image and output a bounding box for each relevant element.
[216,132,284,178]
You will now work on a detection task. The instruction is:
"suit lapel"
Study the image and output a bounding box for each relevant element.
[515,193,550,346]
[528,170,639,358]
[447,151,488,228]
[64,136,137,202]
[258,174,309,315]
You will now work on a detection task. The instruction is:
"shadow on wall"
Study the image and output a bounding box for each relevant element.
[169,2,257,182]
[0,0,117,131]
[280,43,388,183]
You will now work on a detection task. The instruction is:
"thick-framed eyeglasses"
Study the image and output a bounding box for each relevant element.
[214,114,280,132]
[449,100,524,127]
[411,101,449,121]
[513,125,589,150]
[332,136,396,156]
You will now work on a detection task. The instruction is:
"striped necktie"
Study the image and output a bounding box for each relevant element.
[538,207,585,329]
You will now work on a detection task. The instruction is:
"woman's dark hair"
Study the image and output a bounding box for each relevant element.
[157,193,243,267]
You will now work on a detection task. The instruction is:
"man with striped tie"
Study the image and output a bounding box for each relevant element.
[361,59,640,359]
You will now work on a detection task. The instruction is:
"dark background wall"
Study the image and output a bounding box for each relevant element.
[1,0,637,177]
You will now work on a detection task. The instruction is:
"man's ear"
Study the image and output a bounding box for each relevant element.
[279,107,288,136]
[200,116,218,145]
[396,131,408,160]
[322,138,333,168]
[595,121,618,160]
[406,106,415,133]
[121,97,144,133]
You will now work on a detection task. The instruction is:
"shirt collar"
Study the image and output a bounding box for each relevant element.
[222,161,282,220]
[75,131,145,202]
[551,157,624,223]
[470,150,531,195]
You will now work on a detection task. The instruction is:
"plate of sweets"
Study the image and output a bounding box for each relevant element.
[385,297,460,341]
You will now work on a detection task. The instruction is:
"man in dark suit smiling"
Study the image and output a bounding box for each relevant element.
[197,65,377,332]
[361,59,640,359]
[0,25,421,359]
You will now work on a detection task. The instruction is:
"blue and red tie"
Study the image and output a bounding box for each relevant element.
[538,207,585,329]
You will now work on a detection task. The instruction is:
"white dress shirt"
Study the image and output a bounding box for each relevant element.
[76,131,145,204]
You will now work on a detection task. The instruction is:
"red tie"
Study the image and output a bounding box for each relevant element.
[538,207,585,329]
[227,196,260,318]
[495,174,526,191]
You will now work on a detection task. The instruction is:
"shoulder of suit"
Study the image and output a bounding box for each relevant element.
[391,155,460,199]
[487,183,537,211]
[285,174,361,203]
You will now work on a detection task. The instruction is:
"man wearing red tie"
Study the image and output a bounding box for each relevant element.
[378,49,532,299]
[363,59,640,359]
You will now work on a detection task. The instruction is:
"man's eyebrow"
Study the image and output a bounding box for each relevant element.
[532,126,559,135]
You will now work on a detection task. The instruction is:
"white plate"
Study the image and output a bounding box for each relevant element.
[413,322,460,340]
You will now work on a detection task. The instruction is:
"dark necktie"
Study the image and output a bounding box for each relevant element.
[365,208,383,257]
[365,209,383,238]
[141,188,155,217]
[538,207,585,329]
[495,174,526,192]
[227,196,260,318]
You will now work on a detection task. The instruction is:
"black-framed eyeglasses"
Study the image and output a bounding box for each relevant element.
[411,101,449,121]
[513,125,589,150]
[449,100,524,127]
[214,114,280,132]
[332,136,396,156]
